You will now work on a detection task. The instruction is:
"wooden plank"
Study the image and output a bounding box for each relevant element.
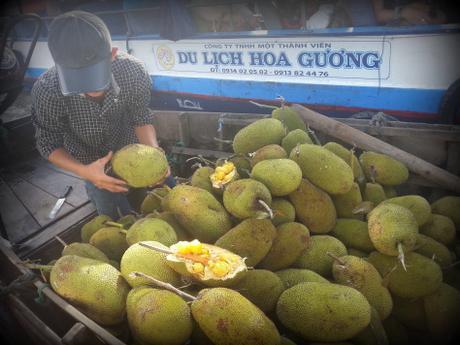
[17,202,95,258]
[1,172,74,227]
[0,176,40,243]
[12,160,88,208]
[292,104,460,194]
[28,156,83,180]
[446,142,460,176]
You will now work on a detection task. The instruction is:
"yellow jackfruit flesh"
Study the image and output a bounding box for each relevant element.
[111,144,169,188]
[166,240,247,286]
[209,161,237,189]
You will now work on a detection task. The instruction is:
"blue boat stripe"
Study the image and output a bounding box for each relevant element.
[25,67,444,114]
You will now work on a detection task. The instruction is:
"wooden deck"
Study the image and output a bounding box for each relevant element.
[0,154,93,248]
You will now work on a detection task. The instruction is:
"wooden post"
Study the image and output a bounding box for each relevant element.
[291,104,460,194]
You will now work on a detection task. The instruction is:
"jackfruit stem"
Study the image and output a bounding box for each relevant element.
[397,243,407,272]
[54,236,67,248]
[326,252,346,266]
[369,165,377,184]
[186,156,215,167]
[352,201,374,215]
[148,191,165,201]
[130,271,196,301]
[213,137,233,145]
[306,125,321,145]
[23,263,53,272]
[104,221,125,229]
[257,199,273,219]
[139,242,173,255]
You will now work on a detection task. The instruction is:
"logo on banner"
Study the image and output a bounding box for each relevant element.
[156,45,175,70]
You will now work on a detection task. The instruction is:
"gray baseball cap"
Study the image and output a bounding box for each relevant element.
[48,11,112,95]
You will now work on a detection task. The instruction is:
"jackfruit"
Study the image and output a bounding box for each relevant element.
[166,240,247,287]
[280,336,298,345]
[215,218,276,267]
[126,218,177,246]
[81,214,112,243]
[332,255,393,320]
[323,142,365,182]
[117,214,137,228]
[127,287,193,345]
[391,296,427,331]
[420,214,456,246]
[276,282,371,342]
[231,269,285,312]
[382,316,410,345]
[259,222,310,271]
[251,159,302,196]
[423,283,460,341]
[431,196,460,229]
[288,179,337,234]
[49,255,130,325]
[275,268,329,289]
[112,144,169,188]
[381,195,431,226]
[331,219,375,253]
[89,227,129,262]
[272,106,307,132]
[233,118,286,154]
[191,288,280,345]
[332,182,364,219]
[271,198,296,226]
[140,187,169,215]
[294,235,347,277]
[61,241,110,263]
[352,307,389,345]
[290,144,354,195]
[149,211,191,241]
[359,152,409,186]
[281,129,313,155]
[415,234,452,268]
[120,241,181,288]
[190,166,214,194]
[223,179,272,219]
[368,203,418,257]
[250,144,287,166]
[367,251,442,299]
[363,182,387,206]
[163,185,232,243]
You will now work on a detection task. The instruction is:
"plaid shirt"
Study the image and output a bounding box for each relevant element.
[32,51,154,165]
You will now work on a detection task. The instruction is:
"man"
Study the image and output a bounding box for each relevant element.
[32,10,171,219]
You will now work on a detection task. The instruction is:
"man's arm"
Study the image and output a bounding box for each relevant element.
[48,148,128,193]
[134,124,159,148]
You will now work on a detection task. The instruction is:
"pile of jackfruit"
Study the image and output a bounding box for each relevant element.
[35,107,460,345]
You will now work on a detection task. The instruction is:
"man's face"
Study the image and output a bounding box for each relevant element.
[82,47,118,98]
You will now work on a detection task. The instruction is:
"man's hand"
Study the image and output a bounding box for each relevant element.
[80,151,129,193]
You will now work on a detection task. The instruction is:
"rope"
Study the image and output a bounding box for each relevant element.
[0,272,36,299]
